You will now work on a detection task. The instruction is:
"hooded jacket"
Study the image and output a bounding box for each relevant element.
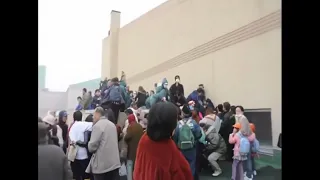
[146,78,169,108]
[204,125,227,155]
[199,114,221,133]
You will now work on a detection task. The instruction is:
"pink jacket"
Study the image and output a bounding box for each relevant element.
[229,132,256,157]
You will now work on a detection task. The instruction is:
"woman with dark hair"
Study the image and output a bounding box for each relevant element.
[135,86,147,108]
[134,102,193,180]
[58,111,69,153]
[216,104,225,121]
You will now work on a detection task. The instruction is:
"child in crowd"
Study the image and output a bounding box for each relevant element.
[248,123,258,176]
[229,116,256,180]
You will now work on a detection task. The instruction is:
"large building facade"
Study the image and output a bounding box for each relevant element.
[101,0,281,163]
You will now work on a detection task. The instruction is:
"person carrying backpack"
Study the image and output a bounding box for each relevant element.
[229,117,256,180]
[100,77,125,123]
[243,123,259,179]
[173,105,202,179]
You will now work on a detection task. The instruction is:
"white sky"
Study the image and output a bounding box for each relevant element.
[39,0,167,92]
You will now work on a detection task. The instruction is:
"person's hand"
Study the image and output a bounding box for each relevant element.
[176,102,181,106]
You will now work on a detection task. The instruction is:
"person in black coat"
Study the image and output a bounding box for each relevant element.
[135,86,147,108]
[171,90,187,107]
[92,89,101,109]
[169,75,184,101]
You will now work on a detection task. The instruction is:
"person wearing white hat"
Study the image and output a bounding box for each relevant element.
[42,115,60,147]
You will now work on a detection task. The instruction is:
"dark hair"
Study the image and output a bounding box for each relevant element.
[111,77,119,83]
[73,111,83,121]
[223,102,231,112]
[205,107,215,115]
[181,104,192,118]
[150,90,155,94]
[174,75,180,80]
[196,88,204,94]
[147,102,178,141]
[217,104,223,112]
[82,88,87,92]
[85,114,93,122]
[95,89,100,93]
[38,117,43,122]
[199,84,204,87]
[88,91,92,95]
[154,83,157,88]
[105,108,116,124]
[235,105,244,112]
[77,96,82,100]
[124,109,134,115]
[231,105,236,114]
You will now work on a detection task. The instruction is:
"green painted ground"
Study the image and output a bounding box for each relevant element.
[199,161,281,180]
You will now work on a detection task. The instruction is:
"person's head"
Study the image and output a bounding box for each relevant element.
[223,102,231,112]
[133,91,137,97]
[128,114,136,125]
[231,105,236,114]
[235,105,244,116]
[77,96,82,103]
[175,75,180,83]
[73,111,83,122]
[198,84,204,90]
[182,104,192,118]
[147,102,178,141]
[150,90,155,96]
[197,88,204,97]
[42,114,56,127]
[58,110,68,124]
[38,122,49,144]
[85,114,93,122]
[154,83,157,88]
[188,101,195,111]
[239,116,252,136]
[249,123,256,133]
[93,107,104,124]
[82,88,87,95]
[205,107,215,116]
[233,123,241,133]
[162,78,168,89]
[217,104,223,113]
[111,77,119,84]
[138,86,145,93]
[95,89,100,96]
[131,102,138,110]
[124,108,134,116]
[88,91,92,96]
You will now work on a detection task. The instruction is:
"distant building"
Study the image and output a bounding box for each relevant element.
[38,65,46,89]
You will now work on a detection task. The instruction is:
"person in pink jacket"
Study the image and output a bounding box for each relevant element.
[229,116,255,180]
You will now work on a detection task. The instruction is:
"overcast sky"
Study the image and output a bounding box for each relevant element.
[39,0,167,91]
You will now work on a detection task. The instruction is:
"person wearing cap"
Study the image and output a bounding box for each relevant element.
[124,114,144,180]
[38,122,73,180]
[42,114,60,146]
[229,117,256,180]
[169,75,185,104]
[86,107,121,180]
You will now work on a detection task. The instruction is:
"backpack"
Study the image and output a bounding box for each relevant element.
[237,132,250,155]
[109,86,124,103]
[178,119,195,150]
[251,138,260,153]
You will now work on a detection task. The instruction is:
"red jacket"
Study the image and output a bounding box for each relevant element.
[134,133,193,180]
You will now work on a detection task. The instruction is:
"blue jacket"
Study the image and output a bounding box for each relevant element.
[172,118,202,175]
[187,90,199,103]
[101,84,125,104]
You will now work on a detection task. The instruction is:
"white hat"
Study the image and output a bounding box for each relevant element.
[42,115,56,125]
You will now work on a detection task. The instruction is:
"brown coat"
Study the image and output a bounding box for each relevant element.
[124,122,144,161]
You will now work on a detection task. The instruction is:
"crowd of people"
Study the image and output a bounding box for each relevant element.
[38,72,262,180]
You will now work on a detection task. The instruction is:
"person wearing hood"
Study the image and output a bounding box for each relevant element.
[187,88,205,107]
[124,114,144,180]
[100,77,125,123]
[58,110,69,153]
[169,75,184,101]
[173,104,202,179]
[146,78,169,108]
[199,107,221,133]
[202,123,226,177]
[135,86,147,108]
[91,89,101,109]
[38,122,73,180]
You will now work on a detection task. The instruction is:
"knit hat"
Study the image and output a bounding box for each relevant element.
[58,110,68,118]
[42,115,56,125]
[128,114,136,124]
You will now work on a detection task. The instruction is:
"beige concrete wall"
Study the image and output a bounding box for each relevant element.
[102,0,281,146]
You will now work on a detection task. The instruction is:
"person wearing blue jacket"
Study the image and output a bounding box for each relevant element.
[173,105,202,179]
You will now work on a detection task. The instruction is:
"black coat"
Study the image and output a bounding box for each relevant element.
[135,92,147,108]
[169,83,184,97]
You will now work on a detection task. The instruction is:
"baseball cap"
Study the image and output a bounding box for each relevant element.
[42,115,56,125]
